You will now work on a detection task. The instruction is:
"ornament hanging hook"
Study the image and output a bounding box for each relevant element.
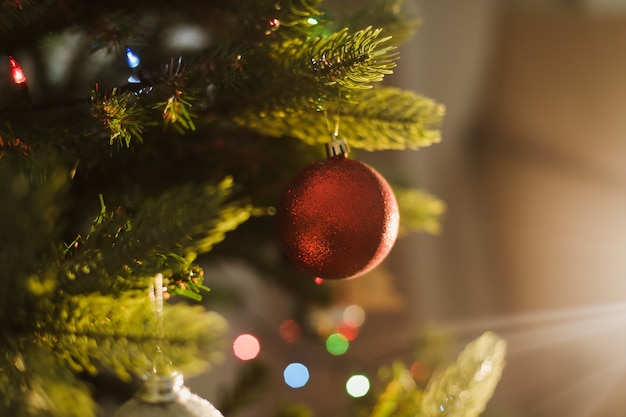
[332,88,341,138]
[323,88,349,158]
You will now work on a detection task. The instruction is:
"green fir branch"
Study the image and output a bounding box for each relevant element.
[277,26,398,90]
[394,186,446,236]
[35,291,227,380]
[369,361,423,417]
[233,0,324,39]
[152,57,206,134]
[311,26,398,89]
[0,339,96,417]
[422,332,507,417]
[59,177,254,296]
[332,0,421,46]
[91,87,149,147]
[0,157,70,324]
[0,0,36,32]
[157,92,197,133]
[234,87,444,151]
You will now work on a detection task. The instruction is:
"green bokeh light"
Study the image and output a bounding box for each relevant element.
[326,333,349,355]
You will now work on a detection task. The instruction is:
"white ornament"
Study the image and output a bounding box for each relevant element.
[112,372,224,417]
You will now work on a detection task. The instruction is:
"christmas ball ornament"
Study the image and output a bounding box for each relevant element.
[112,372,224,417]
[276,138,399,280]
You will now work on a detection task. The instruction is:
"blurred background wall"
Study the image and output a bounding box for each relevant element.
[393,0,626,416]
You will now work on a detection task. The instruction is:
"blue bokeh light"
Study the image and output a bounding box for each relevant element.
[283,362,310,388]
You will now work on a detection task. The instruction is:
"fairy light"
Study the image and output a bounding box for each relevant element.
[9,56,26,85]
[265,18,281,35]
[269,18,280,28]
[125,47,141,69]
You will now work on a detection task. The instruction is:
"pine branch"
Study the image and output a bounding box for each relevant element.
[157,91,197,134]
[230,0,324,40]
[59,177,255,295]
[422,332,507,417]
[0,0,37,32]
[331,0,421,46]
[35,292,227,380]
[0,339,96,417]
[233,87,444,151]
[275,26,398,90]
[0,155,70,325]
[394,186,446,236]
[369,361,423,417]
[91,87,150,147]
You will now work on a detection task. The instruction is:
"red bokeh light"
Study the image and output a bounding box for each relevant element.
[337,321,359,341]
[410,360,431,382]
[279,319,302,343]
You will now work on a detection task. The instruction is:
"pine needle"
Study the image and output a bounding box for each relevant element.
[35,292,227,381]
[276,26,398,90]
[0,340,96,417]
[91,87,148,147]
[59,177,254,296]
[234,87,444,150]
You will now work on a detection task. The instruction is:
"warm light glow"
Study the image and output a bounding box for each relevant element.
[279,319,302,343]
[269,18,280,28]
[9,56,26,84]
[283,363,309,388]
[337,321,359,341]
[125,47,141,69]
[233,334,260,360]
[346,374,370,398]
[326,333,349,355]
[343,304,366,327]
[410,360,431,382]
[165,24,209,50]
[443,301,626,416]
[314,277,323,285]
[307,17,319,25]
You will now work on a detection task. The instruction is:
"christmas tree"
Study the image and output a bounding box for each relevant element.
[0,1,505,416]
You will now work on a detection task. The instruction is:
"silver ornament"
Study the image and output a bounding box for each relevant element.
[112,372,224,417]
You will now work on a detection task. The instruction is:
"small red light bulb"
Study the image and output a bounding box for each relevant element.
[9,56,27,85]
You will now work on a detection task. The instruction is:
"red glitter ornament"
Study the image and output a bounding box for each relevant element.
[276,139,399,280]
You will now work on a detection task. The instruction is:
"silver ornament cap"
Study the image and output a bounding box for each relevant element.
[112,372,224,417]
[325,136,349,159]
